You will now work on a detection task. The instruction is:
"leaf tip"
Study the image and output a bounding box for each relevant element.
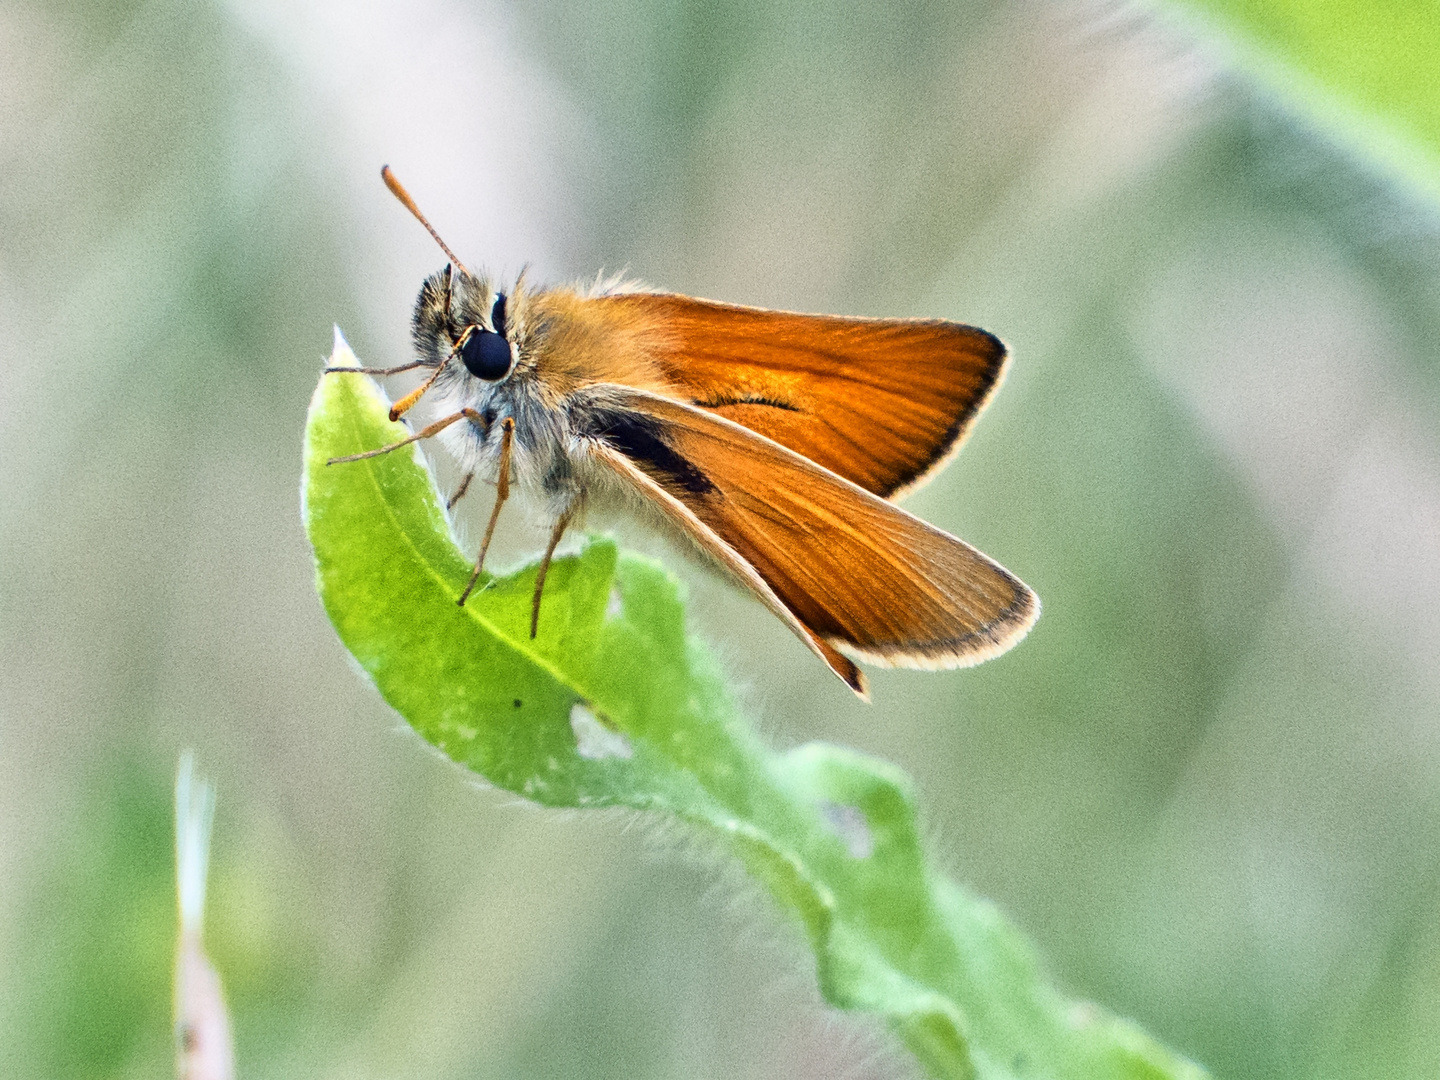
[331,324,354,363]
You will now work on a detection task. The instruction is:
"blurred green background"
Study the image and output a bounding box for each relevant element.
[3,1,1439,1077]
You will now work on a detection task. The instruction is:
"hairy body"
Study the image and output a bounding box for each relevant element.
[335,259,1037,699]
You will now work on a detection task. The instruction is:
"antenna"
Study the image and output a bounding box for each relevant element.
[381,165,470,276]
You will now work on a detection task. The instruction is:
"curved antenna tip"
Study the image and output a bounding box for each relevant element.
[380,166,469,276]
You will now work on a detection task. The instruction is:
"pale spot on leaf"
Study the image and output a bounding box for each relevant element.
[570,702,633,760]
[819,801,874,859]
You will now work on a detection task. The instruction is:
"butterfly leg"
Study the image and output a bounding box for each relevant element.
[530,506,575,639]
[386,355,454,421]
[458,418,515,606]
[446,471,475,510]
[327,407,482,465]
[323,360,425,376]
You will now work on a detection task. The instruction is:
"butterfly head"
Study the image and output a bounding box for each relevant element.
[412,265,516,383]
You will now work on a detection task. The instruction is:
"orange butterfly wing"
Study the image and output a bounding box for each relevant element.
[581,386,1038,697]
[592,293,1008,499]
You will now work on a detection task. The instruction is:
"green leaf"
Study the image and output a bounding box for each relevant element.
[1159,0,1440,200]
[303,331,1208,1080]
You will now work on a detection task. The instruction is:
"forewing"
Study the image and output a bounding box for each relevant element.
[582,387,1037,691]
[592,292,1008,499]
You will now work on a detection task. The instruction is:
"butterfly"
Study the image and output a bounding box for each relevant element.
[327,167,1038,699]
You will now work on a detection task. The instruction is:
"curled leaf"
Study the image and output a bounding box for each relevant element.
[303,331,1206,1080]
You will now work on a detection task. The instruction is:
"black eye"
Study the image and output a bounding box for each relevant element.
[459,328,512,380]
[491,293,508,338]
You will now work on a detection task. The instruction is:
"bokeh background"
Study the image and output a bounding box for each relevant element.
[3,1,1439,1077]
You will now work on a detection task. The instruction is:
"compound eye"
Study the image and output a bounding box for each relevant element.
[459,327,512,381]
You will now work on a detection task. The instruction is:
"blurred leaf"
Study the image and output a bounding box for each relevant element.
[1,761,174,1080]
[302,332,1207,1080]
[1163,0,1440,199]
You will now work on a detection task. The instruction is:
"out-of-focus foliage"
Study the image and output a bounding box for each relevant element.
[1165,0,1440,197]
[305,339,1207,1080]
[3,1,1440,1079]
